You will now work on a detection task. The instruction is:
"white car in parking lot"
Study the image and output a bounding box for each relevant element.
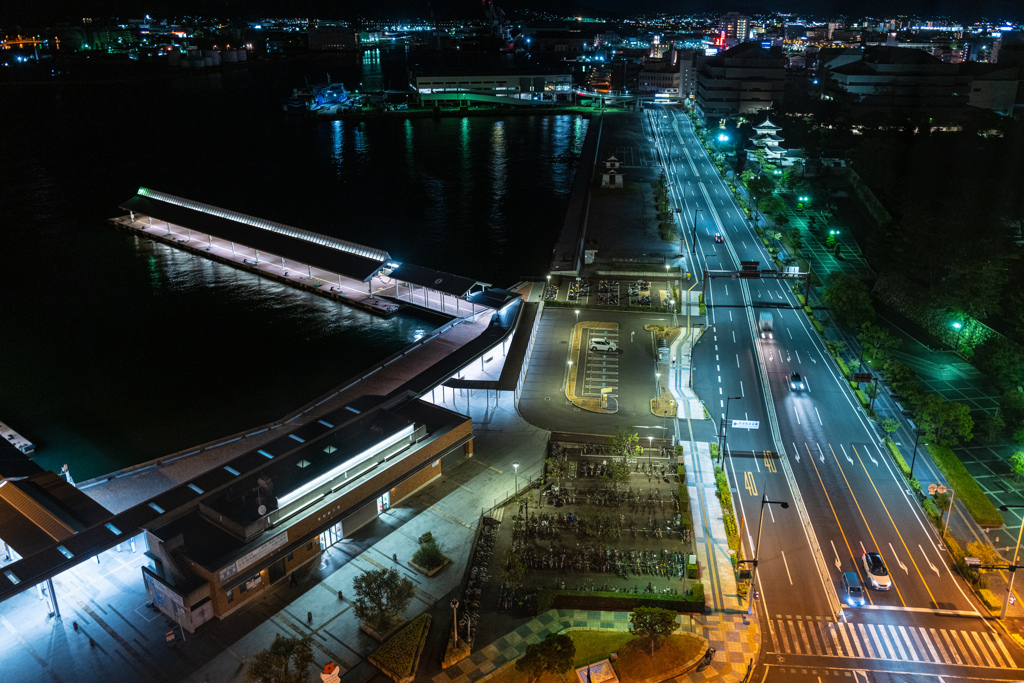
[589,338,618,353]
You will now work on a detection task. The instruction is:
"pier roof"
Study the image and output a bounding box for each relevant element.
[121,188,390,283]
[387,263,486,298]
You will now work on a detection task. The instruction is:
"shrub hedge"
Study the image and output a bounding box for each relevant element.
[837,357,850,378]
[812,319,824,335]
[370,613,431,680]
[536,588,706,614]
[855,389,870,407]
[927,445,1003,527]
[677,465,689,512]
[885,441,911,478]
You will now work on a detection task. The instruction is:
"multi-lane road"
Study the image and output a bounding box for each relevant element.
[646,107,1024,679]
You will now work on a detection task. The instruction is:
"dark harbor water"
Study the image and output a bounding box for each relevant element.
[0,49,588,479]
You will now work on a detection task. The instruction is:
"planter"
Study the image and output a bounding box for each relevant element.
[370,614,431,683]
[360,618,406,643]
[408,557,450,577]
[442,636,472,669]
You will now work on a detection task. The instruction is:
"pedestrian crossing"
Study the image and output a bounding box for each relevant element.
[770,617,1018,668]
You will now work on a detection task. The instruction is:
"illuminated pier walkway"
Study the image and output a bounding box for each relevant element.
[112,187,504,319]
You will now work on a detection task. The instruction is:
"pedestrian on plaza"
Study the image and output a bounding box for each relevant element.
[289,573,297,587]
[338,589,343,601]
[307,611,313,623]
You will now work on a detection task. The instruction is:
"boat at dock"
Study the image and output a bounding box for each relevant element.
[0,420,35,455]
[283,75,353,113]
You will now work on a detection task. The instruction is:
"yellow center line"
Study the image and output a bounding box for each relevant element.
[805,443,872,606]
[827,444,907,607]
[850,444,938,609]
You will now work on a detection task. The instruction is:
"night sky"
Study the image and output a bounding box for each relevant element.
[2,0,1022,27]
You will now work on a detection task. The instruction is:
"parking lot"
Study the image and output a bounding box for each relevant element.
[580,326,621,398]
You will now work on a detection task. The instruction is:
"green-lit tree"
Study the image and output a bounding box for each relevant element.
[1011,452,1024,483]
[630,607,676,656]
[919,394,974,448]
[858,322,901,362]
[823,274,875,331]
[247,636,314,683]
[881,419,899,444]
[610,426,643,462]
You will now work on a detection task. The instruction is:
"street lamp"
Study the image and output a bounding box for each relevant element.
[648,435,653,473]
[952,321,963,352]
[999,504,1024,619]
[575,309,580,324]
[749,493,789,615]
[720,396,742,458]
[451,599,460,645]
[513,462,519,495]
[655,372,661,398]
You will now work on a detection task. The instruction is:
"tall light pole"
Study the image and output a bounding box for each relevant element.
[749,493,789,615]
[999,504,1024,619]
[451,599,460,645]
[952,321,963,352]
[655,372,661,398]
[941,488,956,540]
[720,396,741,459]
[648,435,653,472]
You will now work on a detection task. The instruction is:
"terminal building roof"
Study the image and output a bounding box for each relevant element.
[386,263,487,298]
[121,188,390,283]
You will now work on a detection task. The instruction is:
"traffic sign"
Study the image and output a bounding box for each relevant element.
[731,420,760,429]
[852,373,873,383]
[965,557,981,567]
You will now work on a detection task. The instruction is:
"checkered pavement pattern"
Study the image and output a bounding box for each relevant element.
[432,610,759,683]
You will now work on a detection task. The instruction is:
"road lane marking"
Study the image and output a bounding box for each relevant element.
[954,629,981,665]
[857,623,877,658]
[887,624,908,660]
[919,544,940,576]
[915,626,939,662]
[796,350,801,363]
[840,443,854,464]
[971,631,996,667]
[764,451,777,473]
[817,443,826,464]
[851,443,938,609]
[794,407,801,425]
[889,543,908,574]
[827,443,904,605]
[815,407,823,425]
[736,353,740,367]
[831,540,842,570]
[744,471,757,497]
[781,550,793,584]
[900,626,922,661]
[991,630,1015,667]
[740,381,745,397]
[870,624,891,658]
[940,629,963,664]
[806,442,868,604]
[837,622,856,657]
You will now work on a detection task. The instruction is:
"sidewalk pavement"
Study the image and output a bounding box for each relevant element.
[432,609,756,683]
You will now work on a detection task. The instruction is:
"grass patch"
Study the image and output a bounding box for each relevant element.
[928,445,1004,527]
[369,613,430,680]
[488,631,640,683]
[614,634,705,682]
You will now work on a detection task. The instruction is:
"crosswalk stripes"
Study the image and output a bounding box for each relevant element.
[770,617,1018,668]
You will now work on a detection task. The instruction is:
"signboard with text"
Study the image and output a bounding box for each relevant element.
[731,420,760,429]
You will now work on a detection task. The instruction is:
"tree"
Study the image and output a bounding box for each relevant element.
[546,457,571,489]
[501,546,527,588]
[516,633,576,682]
[247,636,313,683]
[858,321,901,362]
[980,412,1005,443]
[933,491,952,523]
[1011,451,1024,483]
[822,274,875,330]
[610,426,643,462]
[352,568,415,634]
[604,459,631,490]
[918,394,974,448]
[630,607,676,656]
[881,419,899,444]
